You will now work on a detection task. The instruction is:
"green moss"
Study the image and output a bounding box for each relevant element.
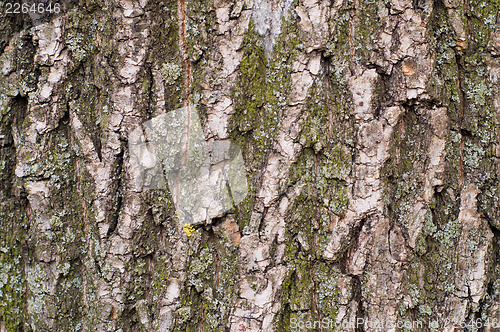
[459,0,499,216]
[174,230,240,331]
[275,28,354,329]
[160,62,183,85]
[230,18,299,166]
[384,113,463,325]
[45,125,99,330]
[229,18,300,233]
[427,1,462,124]
[478,184,500,229]
[0,31,33,332]
[186,0,215,63]
[314,262,340,321]
[275,259,341,330]
[353,0,382,64]
[148,0,179,60]
[381,107,432,227]
[177,306,191,324]
[229,21,271,167]
[187,247,213,291]
[468,0,500,51]
[146,0,184,113]
[26,264,49,327]
[0,202,27,332]
[324,3,352,60]
[386,1,500,321]
[64,4,108,65]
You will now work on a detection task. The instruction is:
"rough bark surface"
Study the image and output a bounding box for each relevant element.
[0,0,499,330]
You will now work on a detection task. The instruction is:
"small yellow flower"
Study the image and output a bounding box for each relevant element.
[183,224,195,237]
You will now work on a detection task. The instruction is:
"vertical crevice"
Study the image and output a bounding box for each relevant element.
[160,225,166,252]
[72,137,91,332]
[353,275,364,332]
[475,226,500,327]
[412,0,425,10]
[348,0,357,72]
[22,240,31,329]
[59,103,91,331]
[107,145,125,237]
[208,227,220,288]
[146,65,155,118]
[454,51,466,190]
[453,0,470,191]
[200,297,205,332]
[462,0,470,45]
[311,152,322,329]
[147,253,154,305]
[2,95,27,197]
[323,59,332,140]
[178,0,192,166]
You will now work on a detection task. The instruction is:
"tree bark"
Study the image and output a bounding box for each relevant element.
[1,0,499,330]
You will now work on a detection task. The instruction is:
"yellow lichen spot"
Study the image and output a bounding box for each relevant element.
[183,224,195,237]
